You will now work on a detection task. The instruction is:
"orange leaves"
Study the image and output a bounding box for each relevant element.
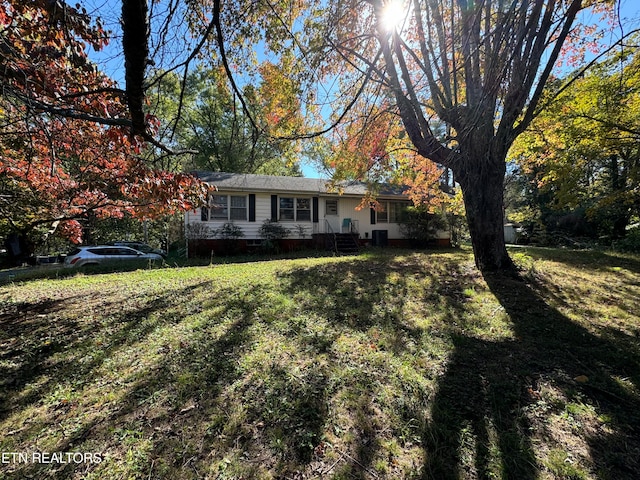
[56,220,83,244]
[0,1,213,243]
[2,0,117,112]
[329,102,450,212]
[1,104,208,242]
[556,4,615,70]
[401,157,449,213]
[324,97,454,222]
[0,3,10,25]
[330,105,404,180]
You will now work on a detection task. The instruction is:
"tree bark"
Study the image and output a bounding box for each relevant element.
[122,0,149,136]
[455,159,514,272]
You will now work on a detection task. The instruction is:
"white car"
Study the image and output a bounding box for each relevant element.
[64,246,163,268]
[111,241,166,257]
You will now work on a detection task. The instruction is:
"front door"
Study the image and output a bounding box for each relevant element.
[325,199,340,233]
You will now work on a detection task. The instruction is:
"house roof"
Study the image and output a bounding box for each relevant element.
[193,171,408,198]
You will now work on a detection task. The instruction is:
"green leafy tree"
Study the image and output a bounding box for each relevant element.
[148,66,303,176]
[510,45,640,242]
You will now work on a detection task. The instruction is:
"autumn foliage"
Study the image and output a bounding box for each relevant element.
[327,103,452,213]
[0,0,209,245]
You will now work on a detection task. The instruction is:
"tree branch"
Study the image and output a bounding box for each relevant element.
[514,0,583,137]
[61,87,127,100]
[529,28,640,123]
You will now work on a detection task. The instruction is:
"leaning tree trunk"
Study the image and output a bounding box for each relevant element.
[455,158,514,272]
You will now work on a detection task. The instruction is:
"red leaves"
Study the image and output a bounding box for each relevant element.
[1,0,209,243]
[56,220,83,244]
[1,115,210,242]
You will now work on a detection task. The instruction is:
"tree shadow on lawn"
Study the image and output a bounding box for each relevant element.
[0,279,249,478]
[279,252,478,477]
[422,270,640,479]
[519,247,640,321]
[281,251,640,479]
[520,246,640,275]
[2,251,639,479]
[2,276,330,479]
[0,281,216,423]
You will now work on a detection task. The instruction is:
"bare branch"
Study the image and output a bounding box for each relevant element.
[514,0,583,136]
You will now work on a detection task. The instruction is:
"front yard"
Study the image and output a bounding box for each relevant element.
[1,247,639,479]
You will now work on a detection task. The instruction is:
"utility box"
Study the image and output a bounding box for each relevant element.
[371,230,388,247]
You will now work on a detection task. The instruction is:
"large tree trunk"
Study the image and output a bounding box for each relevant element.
[456,159,514,272]
[122,0,149,136]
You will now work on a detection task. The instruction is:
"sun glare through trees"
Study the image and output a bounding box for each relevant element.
[379,0,408,32]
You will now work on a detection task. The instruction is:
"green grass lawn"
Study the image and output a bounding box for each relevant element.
[1,247,639,479]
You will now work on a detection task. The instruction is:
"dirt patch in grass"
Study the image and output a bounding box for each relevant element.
[1,247,639,479]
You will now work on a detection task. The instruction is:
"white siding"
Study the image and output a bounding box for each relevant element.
[185,191,415,241]
[186,192,315,240]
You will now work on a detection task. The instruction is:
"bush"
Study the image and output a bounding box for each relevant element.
[215,222,245,255]
[399,207,449,248]
[215,222,245,240]
[185,222,211,240]
[612,226,640,253]
[259,220,290,252]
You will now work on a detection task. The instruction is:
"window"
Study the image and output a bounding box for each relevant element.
[377,201,410,223]
[377,206,388,223]
[203,195,248,221]
[296,198,311,221]
[279,196,312,221]
[280,197,295,220]
[326,199,338,215]
[230,196,247,220]
[389,201,410,223]
[210,195,228,219]
[112,248,140,256]
[88,248,111,256]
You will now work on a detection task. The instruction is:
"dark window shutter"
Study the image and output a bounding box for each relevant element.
[370,207,376,225]
[271,195,278,221]
[312,197,319,223]
[201,207,209,221]
[249,194,256,222]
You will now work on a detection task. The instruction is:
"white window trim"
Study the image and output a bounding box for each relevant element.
[377,201,410,224]
[279,196,312,222]
[205,194,248,222]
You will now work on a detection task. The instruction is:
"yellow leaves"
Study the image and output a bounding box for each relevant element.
[257,61,303,136]
[329,105,411,181]
[402,159,446,211]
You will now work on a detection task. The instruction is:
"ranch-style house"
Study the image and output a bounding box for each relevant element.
[184,171,451,257]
